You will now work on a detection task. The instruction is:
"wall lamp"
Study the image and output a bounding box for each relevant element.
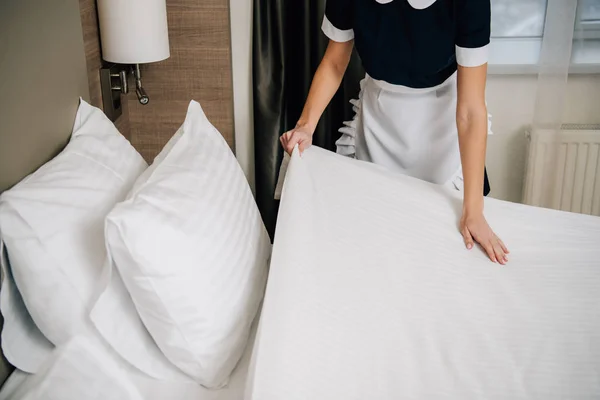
[97,0,170,121]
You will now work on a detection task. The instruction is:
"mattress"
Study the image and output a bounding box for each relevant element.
[246,147,600,400]
[0,319,258,400]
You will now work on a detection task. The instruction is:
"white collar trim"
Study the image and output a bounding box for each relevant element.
[375,0,438,9]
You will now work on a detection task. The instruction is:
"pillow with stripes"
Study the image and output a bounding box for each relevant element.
[103,100,271,388]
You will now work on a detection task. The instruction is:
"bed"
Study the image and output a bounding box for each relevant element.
[0,325,257,400]
[246,147,600,400]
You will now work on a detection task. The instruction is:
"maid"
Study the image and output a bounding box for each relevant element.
[280,0,509,264]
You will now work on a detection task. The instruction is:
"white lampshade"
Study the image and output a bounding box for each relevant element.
[97,0,170,64]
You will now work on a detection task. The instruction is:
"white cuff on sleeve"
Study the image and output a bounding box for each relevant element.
[456,44,489,67]
[321,15,354,43]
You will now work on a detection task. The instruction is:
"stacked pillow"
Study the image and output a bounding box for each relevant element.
[0,99,270,389]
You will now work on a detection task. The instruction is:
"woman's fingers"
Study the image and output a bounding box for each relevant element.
[298,139,306,154]
[498,238,509,254]
[280,130,290,148]
[481,240,497,263]
[286,134,300,154]
[281,128,313,155]
[493,240,506,265]
[298,137,312,154]
[280,130,296,155]
[280,129,294,141]
[478,236,506,265]
[462,227,474,250]
[495,237,508,264]
[461,212,509,265]
[284,131,308,155]
[471,234,508,265]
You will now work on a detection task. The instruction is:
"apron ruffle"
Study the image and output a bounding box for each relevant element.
[335,78,367,158]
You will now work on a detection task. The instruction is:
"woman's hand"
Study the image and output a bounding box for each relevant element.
[460,210,509,264]
[280,124,314,155]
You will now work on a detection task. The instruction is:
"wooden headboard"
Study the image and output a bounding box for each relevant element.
[0,0,92,385]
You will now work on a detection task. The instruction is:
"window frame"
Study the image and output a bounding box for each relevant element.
[488,1,600,74]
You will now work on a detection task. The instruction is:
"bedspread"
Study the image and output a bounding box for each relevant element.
[246,146,600,400]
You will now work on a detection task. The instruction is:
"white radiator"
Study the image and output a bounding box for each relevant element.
[523,125,600,216]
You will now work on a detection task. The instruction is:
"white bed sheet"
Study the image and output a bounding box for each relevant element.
[247,147,600,400]
[0,319,258,400]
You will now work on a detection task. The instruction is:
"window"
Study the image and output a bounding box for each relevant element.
[572,0,600,64]
[491,0,546,38]
[489,0,600,72]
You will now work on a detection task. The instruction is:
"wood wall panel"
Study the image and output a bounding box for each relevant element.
[78,0,232,153]
[128,0,234,161]
[167,10,231,48]
[167,0,228,10]
[79,0,130,138]
[79,0,102,108]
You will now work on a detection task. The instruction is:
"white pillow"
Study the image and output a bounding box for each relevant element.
[105,100,271,388]
[89,127,191,381]
[0,240,53,373]
[8,336,143,400]
[0,100,147,348]
[89,256,188,381]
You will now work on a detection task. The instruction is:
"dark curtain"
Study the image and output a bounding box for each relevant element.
[253,0,364,238]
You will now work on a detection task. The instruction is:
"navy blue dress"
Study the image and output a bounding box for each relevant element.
[323,0,491,88]
[323,0,492,194]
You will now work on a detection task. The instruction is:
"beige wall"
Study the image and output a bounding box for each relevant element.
[486,74,600,204]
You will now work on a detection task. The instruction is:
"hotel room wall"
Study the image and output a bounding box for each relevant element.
[79,0,234,161]
[127,0,235,162]
[486,74,600,203]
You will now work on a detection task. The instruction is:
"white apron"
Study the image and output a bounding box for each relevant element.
[336,72,492,191]
[274,73,492,200]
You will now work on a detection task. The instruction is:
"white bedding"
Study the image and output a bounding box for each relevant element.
[247,147,600,400]
[0,319,258,400]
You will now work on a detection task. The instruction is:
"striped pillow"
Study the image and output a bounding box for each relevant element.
[104,100,271,388]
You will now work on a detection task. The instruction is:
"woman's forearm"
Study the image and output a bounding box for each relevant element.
[296,62,344,131]
[455,65,508,263]
[297,40,354,132]
[456,64,488,213]
[457,111,487,212]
